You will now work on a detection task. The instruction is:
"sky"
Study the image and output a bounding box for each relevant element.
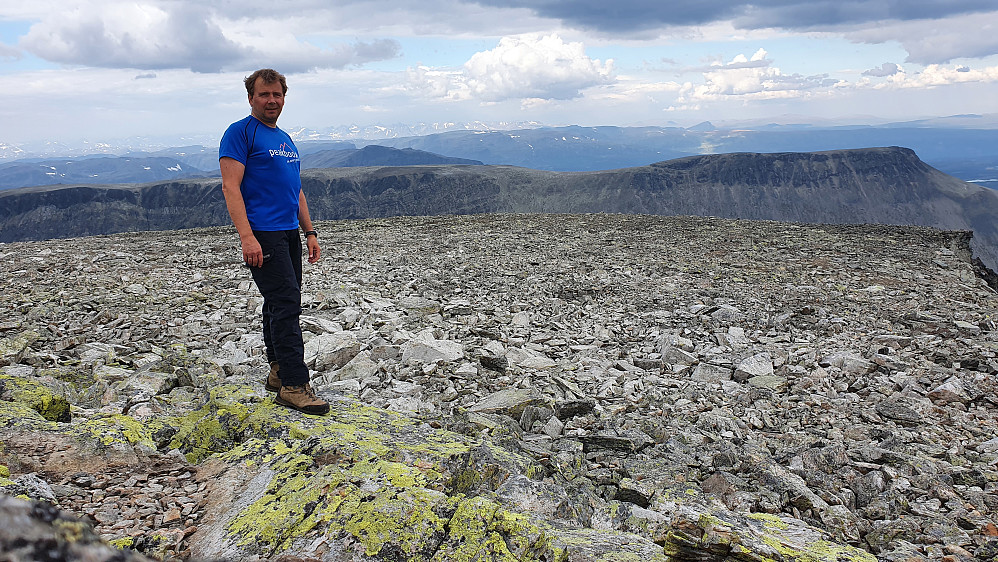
[1,0,997,148]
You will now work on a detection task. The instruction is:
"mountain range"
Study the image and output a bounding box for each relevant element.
[1,120,996,190]
[2,146,997,273]
[0,145,482,191]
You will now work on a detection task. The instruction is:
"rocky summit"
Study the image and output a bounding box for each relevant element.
[1,213,997,562]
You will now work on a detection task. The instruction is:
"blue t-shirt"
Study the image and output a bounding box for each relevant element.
[219,115,302,231]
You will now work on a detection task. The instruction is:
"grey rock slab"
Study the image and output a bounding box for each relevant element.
[330,350,380,381]
[305,332,362,371]
[819,351,877,375]
[505,346,557,369]
[469,387,550,419]
[734,353,774,382]
[747,375,788,392]
[692,362,733,383]
[401,337,464,364]
[579,429,654,454]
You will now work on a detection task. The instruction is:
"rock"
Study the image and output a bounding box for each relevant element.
[541,416,565,438]
[305,331,361,371]
[0,374,72,422]
[0,496,159,561]
[747,375,788,391]
[328,350,379,381]
[0,331,38,367]
[734,353,774,382]
[929,377,970,404]
[496,475,580,521]
[470,388,550,419]
[692,362,733,383]
[401,336,464,365]
[819,351,877,375]
[505,347,557,369]
[615,478,655,508]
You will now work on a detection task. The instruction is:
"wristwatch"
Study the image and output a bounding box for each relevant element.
[304,230,318,238]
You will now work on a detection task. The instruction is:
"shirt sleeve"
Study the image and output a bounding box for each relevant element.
[219,120,249,165]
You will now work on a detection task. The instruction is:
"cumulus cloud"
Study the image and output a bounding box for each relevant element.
[679,48,839,102]
[684,50,772,73]
[16,1,400,73]
[863,62,902,77]
[874,63,998,89]
[408,34,614,103]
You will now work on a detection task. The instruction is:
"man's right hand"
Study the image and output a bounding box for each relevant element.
[241,235,264,267]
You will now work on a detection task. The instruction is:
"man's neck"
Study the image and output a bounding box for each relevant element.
[251,114,279,128]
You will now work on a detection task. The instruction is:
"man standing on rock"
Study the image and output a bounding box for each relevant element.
[219,68,329,415]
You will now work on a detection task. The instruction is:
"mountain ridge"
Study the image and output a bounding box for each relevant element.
[2,147,997,272]
[3,122,997,187]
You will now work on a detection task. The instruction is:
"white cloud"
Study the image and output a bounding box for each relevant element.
[678,48,840,102]
[408,34,614,102]
[15,1,400,73]
[863,62,902,77]
[874,63,998,89]
[19,3,242,72]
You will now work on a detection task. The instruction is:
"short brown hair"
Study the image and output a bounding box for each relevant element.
[244,69,287,96]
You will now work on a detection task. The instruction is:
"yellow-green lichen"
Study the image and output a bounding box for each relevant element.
[434,495,564,562]
[759,533,877,562]
[747,512,790,531]
[222,434,461,558]
[38,366,96,392]
[76,413,155,448]
[0,374,72,422]
[341,487,454,557]
[0,330,39,362]
[167,384,474,466]
[109,537,135,549]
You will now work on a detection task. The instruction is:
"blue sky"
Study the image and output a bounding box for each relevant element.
[1,1,996,148]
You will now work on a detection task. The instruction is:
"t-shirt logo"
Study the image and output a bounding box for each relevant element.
[269,142,300,163]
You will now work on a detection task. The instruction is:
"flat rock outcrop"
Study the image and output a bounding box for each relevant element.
[1,213,997,561]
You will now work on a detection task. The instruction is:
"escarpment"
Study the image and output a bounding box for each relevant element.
[2,147,998,271]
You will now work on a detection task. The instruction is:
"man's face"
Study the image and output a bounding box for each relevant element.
[248,77,284,126]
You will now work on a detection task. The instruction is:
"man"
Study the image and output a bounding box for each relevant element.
[219,68,329,415]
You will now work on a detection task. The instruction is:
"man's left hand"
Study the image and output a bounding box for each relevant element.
[306,236,321,264]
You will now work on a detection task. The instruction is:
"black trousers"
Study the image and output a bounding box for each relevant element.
[249,229,309,386]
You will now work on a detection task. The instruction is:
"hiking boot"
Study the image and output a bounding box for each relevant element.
[275,384,330,415]
[264,361,281,392]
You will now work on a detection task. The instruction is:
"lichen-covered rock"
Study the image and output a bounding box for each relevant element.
[181,385,673,561]
[0,331,38,367]
[663,508,877,562]
[0,372,71,422]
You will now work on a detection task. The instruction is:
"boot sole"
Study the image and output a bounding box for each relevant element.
[264,381,280,392]
[275,395,330,415]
